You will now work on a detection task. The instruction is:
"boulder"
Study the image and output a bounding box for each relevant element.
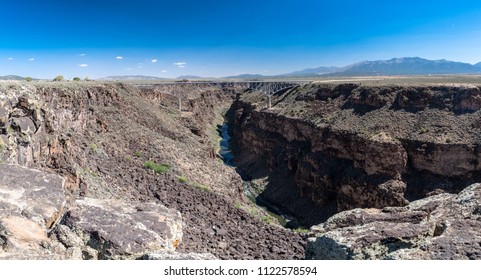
[0,164,66,258]
[60,198,183,259]
[306,183,481,260]
[0,164,66,229]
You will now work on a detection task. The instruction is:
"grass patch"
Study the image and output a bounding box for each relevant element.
[144,160,171,174]
[261,215,276,225]
[134,151,143,158]
[79,167,99,178]
[234,201,242,209]
[293,228,309,234]
[177,175,188,183]
[125,155,132,162]
[193,182,210,192]
[90,143,98,151]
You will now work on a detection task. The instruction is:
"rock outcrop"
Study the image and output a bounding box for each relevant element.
[0,164,66,259]
[306,183,481,260]
[58,198,183,260]
[0,163,184,260]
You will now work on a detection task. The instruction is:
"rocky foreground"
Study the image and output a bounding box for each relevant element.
[306,183,481,259]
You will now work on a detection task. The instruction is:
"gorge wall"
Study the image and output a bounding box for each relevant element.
[229,83,481,226]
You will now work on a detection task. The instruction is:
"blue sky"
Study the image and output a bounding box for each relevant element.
[1,0,481,78]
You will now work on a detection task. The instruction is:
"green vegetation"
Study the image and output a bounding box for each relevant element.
[24,77,33,82]
[234,201,242,209]
[73,77,81,81]
[177,175,188,183]
[193,182,209,191]
[89,143,98,152]
[125,155,132,162]
[134,150,143,158]
[293,228,309,234]
[79,167,99,178]
[144,160,171,174]
[261,215,276,225]
[53,75,64,82]
[84,77,90,81]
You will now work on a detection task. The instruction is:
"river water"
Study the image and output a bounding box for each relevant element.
[218,121,289,226]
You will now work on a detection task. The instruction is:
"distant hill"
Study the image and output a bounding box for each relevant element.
[176,75,204,79]
[99,75,167,81]
[223,74,266,79]
[0,75,26,81]
[280,66,339,77]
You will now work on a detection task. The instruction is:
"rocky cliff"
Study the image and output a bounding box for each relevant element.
[229,83,481,226]
[0,81,305,259]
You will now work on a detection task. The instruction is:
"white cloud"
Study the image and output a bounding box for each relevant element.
[29,58,34,61]
[7,57,13,60]
[174,62,186,67]
[79,64,88,67]
[151,59,158,63]
[161,70,168,73]
[116,56,124,60]
[79,53,87,57]
[123,67,132,71]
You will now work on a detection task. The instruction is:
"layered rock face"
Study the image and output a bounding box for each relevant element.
[229,83,481,226]
[306,183,481,260]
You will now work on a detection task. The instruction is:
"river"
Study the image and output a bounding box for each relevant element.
[218,121,290,227]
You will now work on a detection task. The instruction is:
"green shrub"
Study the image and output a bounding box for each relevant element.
[293,228,309,234]
[24,77,33,82]
[177,176,188,183]
[73,77,81,81]
[53,75,64,82]
[134,151,143,158]
[144,160,171,174]
[125,155,132,162]
[261,215,275,225]
[89,143,98,151]
[193,183,209,191]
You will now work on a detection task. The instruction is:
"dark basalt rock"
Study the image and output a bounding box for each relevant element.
[306,183,481,259]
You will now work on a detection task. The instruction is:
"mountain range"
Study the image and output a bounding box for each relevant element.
[229,57,481,78]
[0,75,27,80]
[3,57,481,81]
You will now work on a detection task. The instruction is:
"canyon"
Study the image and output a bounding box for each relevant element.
[1,79,481,259]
